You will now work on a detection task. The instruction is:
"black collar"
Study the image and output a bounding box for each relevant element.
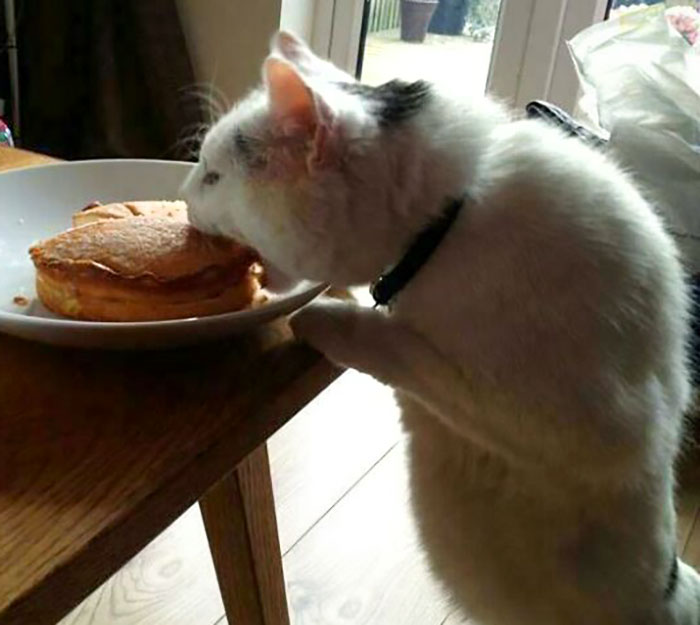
[371,195,466,307]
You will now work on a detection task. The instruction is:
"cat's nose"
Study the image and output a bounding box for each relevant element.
[180,170,206,230]
[186,204,210,234]
[186,203,227,239]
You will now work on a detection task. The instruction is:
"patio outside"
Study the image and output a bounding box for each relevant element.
[361,29,494,92]
[359,0,500,93]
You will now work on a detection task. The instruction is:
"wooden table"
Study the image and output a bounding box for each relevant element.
[0,147,341,625]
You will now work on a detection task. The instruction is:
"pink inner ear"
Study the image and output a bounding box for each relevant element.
[264,57,316,135]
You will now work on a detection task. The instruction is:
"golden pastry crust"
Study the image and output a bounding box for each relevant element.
[29,218,261,321]
[34,267,260,321]
[71,200,188,228]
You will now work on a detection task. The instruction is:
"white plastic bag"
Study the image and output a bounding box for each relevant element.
[569,3,700,271]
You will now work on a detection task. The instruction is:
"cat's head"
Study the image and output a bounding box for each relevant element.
[182,31,489,285]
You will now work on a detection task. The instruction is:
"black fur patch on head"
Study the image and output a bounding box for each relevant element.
[340,79,432,127]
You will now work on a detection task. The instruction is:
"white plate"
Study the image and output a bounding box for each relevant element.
[0,159,325,349]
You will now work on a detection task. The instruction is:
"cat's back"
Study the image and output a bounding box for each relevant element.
[476,119,664,239]
[470,118,687,338]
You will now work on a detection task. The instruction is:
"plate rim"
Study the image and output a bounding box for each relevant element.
[0,157,195,177]
[0,158,325,332]
[0,282,328,330]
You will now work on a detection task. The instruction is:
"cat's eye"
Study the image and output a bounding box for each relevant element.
[234,130,250,155]
[202,171,220,186]
[234,130,267,168]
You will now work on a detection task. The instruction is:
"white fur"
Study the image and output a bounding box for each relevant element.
[182,31,700,624]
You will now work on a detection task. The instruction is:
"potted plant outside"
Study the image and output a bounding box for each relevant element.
[401,0,440,42]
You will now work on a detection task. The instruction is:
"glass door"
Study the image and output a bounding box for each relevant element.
[358,0,505,95]
[287,0,694,113]
[302,0,612,113]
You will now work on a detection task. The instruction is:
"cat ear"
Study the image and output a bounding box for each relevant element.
[270,30,352,83]
[270,31,308,64]
[263,56,317,134]
[263,56,339,169]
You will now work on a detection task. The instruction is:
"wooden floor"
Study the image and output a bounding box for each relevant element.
[61,371,700,625]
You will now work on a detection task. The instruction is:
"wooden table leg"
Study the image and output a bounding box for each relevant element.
[199,443,290,625]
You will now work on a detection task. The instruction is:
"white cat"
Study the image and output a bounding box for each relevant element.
[182,31,700,625]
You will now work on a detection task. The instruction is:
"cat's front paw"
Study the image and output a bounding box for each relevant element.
[290,301,355,363]
[291,302,395,378]
[290,303,336,346]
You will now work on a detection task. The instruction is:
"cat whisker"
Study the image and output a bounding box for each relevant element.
[171,121,210,161]
[182,82,231,127]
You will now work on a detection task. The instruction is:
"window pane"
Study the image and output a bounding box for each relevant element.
[357,0,504,96]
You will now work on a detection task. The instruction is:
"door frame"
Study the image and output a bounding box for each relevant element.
[489,0,609,111]
[299,0,365,70]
